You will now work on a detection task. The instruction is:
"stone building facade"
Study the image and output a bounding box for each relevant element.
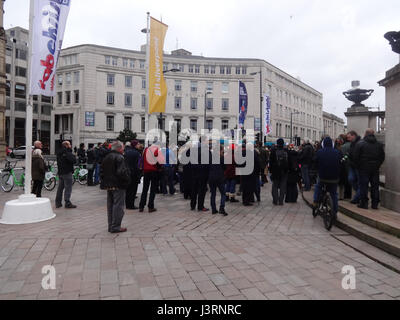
[322,111,346,139]
[51,44,324,153]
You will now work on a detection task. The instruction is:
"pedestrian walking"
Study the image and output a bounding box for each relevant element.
[353,129,385,210]
[100,141,131,233]
[32,148,46,198]
[55,141,77,209]
[269,138,289,206]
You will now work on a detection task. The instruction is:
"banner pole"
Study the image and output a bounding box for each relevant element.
[145,12,150,143]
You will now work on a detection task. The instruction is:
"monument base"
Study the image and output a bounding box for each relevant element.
[381,188,400,214]
[0,194,56,225]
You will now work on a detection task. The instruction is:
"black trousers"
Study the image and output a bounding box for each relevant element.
[191,176,208,210]
[126,176,139,209]
[87,168,94,186]
[32,180,44,198]
[241,175,254,205]
[139,172,159,210]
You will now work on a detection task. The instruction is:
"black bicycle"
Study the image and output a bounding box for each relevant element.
[312,182,336,231]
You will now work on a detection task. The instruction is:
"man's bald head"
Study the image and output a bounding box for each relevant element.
[365,128,375,137]
[34,141,42,149]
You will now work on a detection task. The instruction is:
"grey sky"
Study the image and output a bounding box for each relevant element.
[5,0,400,120]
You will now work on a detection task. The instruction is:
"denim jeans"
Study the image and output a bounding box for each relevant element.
[210,181,226,211]
[225,179,236,195]
[301,165,311,190]
[313,180,338,215]
[348,167,361,202]
[94,164,100,184]
[359,170,380,205]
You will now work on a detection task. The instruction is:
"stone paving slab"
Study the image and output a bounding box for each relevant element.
[0,184,399,300]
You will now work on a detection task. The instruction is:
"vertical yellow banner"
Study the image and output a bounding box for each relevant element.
[149,17,168,114]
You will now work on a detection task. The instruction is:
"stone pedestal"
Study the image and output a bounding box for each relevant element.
[379,63,400,213]
[345,106,381,137]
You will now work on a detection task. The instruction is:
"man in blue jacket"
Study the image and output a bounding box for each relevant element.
[313,136,342,216]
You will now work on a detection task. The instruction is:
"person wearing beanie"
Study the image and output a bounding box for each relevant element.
[269,138,289,205]
[312,136,342,217]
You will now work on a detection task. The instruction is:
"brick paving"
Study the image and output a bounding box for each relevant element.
[0,183,399,300]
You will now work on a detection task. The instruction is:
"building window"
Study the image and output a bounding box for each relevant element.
[178,64,184,72]
[175,80,182,91]
[206,81,213,92]
[141,117,145,132]
[211,66,216,74]
[57,92,62,105]
[195,65,200,74]
[107,92,115,105]
[125,93,132,107]
[15,66,26,77]
[222,120,229,130]
[125,75,132,88]
[65,91,71,105]
[74,90,79,104]
[188,65,194,73]
[222,99,229,111]
[226,66,231,75]
[124,117,132,130]
[175,119,182,133]
[123,58,128,67]
[58,74,63,86]
[15,49,27,61]
[107,74,115,86]
[141,94,146,108]
[204,65,209,74]
[15,84,25,98]
[106,116,114,131]
[236,66,241,75]
[190,81,197,93]
[175,97,182,110]
[242,66,247,74]
[112,56,118,66]
[142,78,146,89]
[206,120,213,130]
[222,82,229,93]
[5,63,10,74]
[41,105,52,116]
[191,98,197,110]
[129,59,135,69]
[206,98,213,110]
[163,63,168,72]
[190,119,197,131]
[74,71,80,84]
[220,66,225,74]
[140,60,145,69]
[66,73,71,85]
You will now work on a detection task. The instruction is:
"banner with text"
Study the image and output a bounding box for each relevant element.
[264,95,271,136]
[30,0,71,96]
[149,17,168,114]
[238,81,248,129]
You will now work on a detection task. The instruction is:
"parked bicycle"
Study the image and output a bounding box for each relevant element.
[72,164,88,185]
[44,161,58,191]
[1,160,25,192]
[312,182,336,231]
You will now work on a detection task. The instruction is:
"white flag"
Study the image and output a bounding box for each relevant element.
[29,0,71,96]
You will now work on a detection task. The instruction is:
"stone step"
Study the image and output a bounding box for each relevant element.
[339,201,400,239]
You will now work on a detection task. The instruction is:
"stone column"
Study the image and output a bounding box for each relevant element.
[379,63,400,213]
[0,1,6,159]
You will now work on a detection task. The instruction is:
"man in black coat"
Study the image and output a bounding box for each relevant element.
[353,129,385,209]
[86,144,96,186]
[269,138,289,205]
[55,141,77,209]
[299,141,314,191]
[124,140,142,210]
[101,141,131,233]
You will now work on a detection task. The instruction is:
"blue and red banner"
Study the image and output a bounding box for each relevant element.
[238,81,248,129]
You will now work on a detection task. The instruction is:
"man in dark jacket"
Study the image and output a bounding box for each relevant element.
[299,141,314,191]
[55,141,77,209]
[347,131,362,204]
[313,136,341,216]
[101,141,131,233]
[353,129,385,209]
[209,146,228,216]
[124,140,142,210]
[86,144,96,186]
[269,138,289,205]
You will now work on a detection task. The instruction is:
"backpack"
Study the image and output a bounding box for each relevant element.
[275,149,288,171]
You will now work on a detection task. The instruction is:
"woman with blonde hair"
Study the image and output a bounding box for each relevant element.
[32,148,46,197]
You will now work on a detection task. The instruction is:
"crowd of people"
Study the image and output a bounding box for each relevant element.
[28,127,385,234]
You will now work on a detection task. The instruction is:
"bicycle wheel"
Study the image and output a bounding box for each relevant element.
[44,177,57,191]
[323,194,334,231]
[78,174,87,185]
[1,172,14,192]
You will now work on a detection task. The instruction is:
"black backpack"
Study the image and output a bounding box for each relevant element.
[275,149,288,171]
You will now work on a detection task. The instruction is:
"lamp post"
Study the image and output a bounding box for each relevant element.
[250,69,263,143]
[290,111,301,144]
[204,91,212,130]
[158,68,180,130]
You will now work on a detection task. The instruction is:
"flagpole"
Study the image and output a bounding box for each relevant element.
[145,12,150,143]
[24,0,34,195]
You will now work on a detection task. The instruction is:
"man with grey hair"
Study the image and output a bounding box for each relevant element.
[353,129,385,209]
[56,141,77,209]
[34,140,43,150]
[101,141,131,233]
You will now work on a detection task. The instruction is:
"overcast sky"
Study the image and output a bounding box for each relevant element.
[4,0,400,119]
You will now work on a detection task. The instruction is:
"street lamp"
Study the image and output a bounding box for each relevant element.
[158,68,180,130]
[250,69,263,143]
[204,91,212,130]
[290,111,301,144]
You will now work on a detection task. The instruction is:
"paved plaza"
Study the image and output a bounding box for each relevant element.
[0,183,399,300]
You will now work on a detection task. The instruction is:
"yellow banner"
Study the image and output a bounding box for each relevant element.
[149,17,168,114]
